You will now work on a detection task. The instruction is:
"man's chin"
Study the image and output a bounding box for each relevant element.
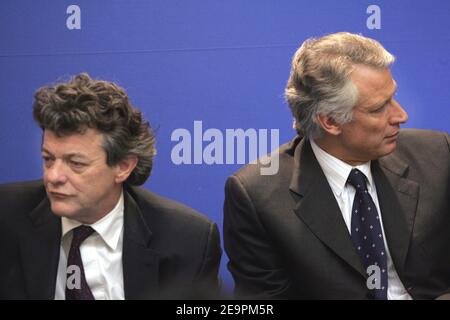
[49,203,77,218]
[379,140,398,158]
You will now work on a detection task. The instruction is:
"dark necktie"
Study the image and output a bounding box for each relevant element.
[65,225,95,300]
[347,168,388,300]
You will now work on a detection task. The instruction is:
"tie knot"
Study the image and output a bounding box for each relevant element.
[71,225,95,247]
[347,169,368,192]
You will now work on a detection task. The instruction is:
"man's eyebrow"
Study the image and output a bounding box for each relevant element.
[391,82,398,97]
[64,154,90,162]
[372,83,398,109]
[41,147,53,155]
[387,81,398,100]
[41,147,89,159]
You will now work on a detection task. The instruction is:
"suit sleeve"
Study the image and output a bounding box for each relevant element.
[223,175,292,299]
[193,221,222,298]
[0,211,26,299]
[439,131,450,298]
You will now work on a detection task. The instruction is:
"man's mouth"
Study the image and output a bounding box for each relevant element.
[385,131,399,139]
[49,191,70,198]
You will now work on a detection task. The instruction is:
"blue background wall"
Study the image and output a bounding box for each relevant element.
[1,0,449,295]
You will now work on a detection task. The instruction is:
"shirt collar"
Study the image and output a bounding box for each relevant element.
[61,191,124,251]
[310,138,374,196]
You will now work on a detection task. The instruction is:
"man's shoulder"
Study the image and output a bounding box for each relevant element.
[398,128,449,144]
[381,128,449,174]
[126,186,219,258]
[229,135,301,189]
[0,180,46,215]
[127,185,215,229]
[395,128,449,156]
[0,179,45,193]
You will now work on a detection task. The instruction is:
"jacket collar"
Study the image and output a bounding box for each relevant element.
[289,137,418,279]
[122,188,161,299]
[24,197,61,299]
[25,187,161,299]
[289,138,367,277]
[376,153,418,277]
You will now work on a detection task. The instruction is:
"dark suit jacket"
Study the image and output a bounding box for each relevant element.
[224,129,450,299]
[0,181,221,299]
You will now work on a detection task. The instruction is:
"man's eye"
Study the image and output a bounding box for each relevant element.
[42,156,54,167]
[372,103,387,113]
[70,161,86,167]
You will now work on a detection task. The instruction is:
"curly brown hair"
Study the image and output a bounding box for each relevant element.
[33,73,156,186]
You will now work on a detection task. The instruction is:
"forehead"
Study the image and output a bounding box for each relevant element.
[42,129,105,157]
[351,65,396,108]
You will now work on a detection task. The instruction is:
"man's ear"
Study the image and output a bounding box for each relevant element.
[316,113,342,136]
[115,156,138,184]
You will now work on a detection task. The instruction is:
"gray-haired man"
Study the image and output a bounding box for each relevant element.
[224,32,450,300]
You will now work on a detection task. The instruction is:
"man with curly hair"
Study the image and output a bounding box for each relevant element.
[0,73,221,300]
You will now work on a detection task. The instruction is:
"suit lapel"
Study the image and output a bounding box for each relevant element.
[289,139,366,277]
[23,198,61,299]
[122,190,160,299]
[375,155,418,276]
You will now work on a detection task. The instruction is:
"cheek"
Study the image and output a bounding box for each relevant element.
[42,167,53,181]
[357,121,387,142]
[42,170,48,183]
[345,124,375,143]
[363,130,386,150]
[63,171,98,195]
[81,169,117,190]
[69,164,118,191]
[343,125,383,152]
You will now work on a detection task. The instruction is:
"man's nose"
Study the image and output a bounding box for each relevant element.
[390,100,408,125]
[45,160,68,185]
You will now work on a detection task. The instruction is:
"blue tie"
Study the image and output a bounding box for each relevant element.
[347,169,388,300]
[65,225,95,300]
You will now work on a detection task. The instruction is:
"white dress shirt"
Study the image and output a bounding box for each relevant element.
[310,139,412,300]
[55,192,125,300]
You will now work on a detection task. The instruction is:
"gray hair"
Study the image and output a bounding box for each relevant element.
[285,32,395,138]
